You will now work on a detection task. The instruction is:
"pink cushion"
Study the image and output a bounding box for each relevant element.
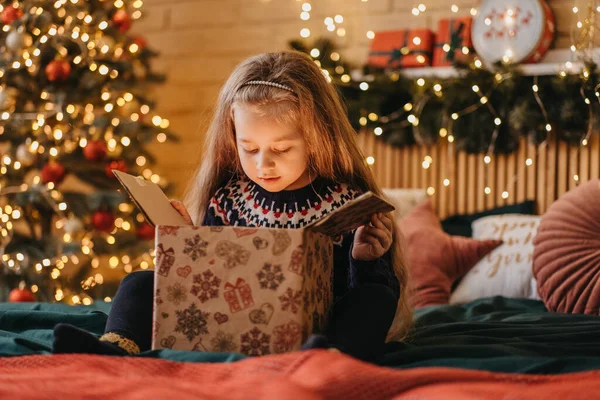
[533,179,600,314]
[399,199,502,308]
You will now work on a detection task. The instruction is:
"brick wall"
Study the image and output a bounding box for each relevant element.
[133,0,575,197]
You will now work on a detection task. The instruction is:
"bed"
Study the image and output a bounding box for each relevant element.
[3,139,600,399]
[2,296,600,399]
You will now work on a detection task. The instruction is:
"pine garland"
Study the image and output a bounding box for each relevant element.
[290,38,600,154]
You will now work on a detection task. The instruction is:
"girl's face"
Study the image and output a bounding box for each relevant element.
[234,105,312,192]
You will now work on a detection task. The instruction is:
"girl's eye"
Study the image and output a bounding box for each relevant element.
[243,148,259,154]
[274,148,291,154]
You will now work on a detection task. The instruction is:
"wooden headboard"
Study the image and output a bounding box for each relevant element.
[359,132,600,219]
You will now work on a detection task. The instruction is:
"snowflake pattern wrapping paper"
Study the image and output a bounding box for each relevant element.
[152,225,334,357]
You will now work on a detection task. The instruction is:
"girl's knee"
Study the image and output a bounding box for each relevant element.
[119,270,154,292]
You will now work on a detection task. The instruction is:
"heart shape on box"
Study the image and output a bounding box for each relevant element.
[249,303,274,325]
[160,336,176,349]
[214,312,229,324]
[270,231,292,255]
[233,228,258,237]
[177,265,191,278]
[209,259,215,265]
[161,312,169,319]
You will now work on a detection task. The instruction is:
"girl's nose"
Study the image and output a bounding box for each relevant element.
[256,152,275,169]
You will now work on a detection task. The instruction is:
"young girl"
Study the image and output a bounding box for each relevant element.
[53,51,412,362]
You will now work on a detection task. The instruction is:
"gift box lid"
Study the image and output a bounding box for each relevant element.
[113,170,192,227]
[305,191,395,237]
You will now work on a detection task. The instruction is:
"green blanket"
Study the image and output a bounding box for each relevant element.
[0,301,243,363]
[2,296,600,373]
[381,297,600,373]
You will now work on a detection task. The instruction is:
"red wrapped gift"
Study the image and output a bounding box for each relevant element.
[433,17,475,67]
[368,29,434,69]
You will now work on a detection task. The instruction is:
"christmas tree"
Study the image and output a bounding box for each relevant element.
[0,0,178,304]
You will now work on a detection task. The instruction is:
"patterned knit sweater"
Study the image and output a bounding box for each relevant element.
[202,176,400,301]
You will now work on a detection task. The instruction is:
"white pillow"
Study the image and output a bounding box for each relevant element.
[449,214,541,304]
[382,188,427,219]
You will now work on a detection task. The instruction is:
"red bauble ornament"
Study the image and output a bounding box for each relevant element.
[105,159,128,178]
[9,288,35,302]
[83,140,108,162]
[112,10,132,32]
[1,5,23,25]
[45,60,71,82]
[136,221,155,240]
[133,35,147,49]
[41,161,66,184]
[92,210,115,232]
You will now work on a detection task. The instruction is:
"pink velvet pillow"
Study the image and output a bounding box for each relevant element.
[533,179,600,314]
[399,199,503,308]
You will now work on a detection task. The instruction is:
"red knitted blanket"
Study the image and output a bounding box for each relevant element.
[1,351,597,399]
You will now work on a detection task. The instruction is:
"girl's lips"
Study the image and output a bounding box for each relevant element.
[259,177,280,183]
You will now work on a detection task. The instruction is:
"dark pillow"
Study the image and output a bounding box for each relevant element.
[441,200,537,237]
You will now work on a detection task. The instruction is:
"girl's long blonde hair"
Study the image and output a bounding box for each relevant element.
[183,51,412,341]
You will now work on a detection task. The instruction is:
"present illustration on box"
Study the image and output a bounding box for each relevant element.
[223,278,255,313]
[156,244,175,277]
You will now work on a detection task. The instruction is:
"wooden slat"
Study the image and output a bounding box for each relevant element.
[486,158,495,210]
[384,140,394,188]
[356,129,365,149]
[467,154,476,213]
[537,143,547,213]
[430,144,439,211]
[438,141,449,219]
[401,146,410,188]
[365,132,376,182]
[448,142,457,216]
[545,139,557,212]
[476,153,485,212]
[393,146,402,188]
[411,146,419,188]
[370,134,378,184]
[580,140,590,183]
[457,152,467,214]
[517,137,526,203]
[506,151,516,205]
[496,154,506,206]
[398,146,404,187]
[569,146,579,191]
[420,145,428,190]
[376,135,385,186]
[592,133,600,180]
[527,141,537,201]
[558,141,568,197]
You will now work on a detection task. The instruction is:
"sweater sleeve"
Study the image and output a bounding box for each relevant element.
[347,235,400,300]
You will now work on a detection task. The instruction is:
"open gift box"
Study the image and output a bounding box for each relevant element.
[151,194,395,356]
[111,170,394,356]
[152,225,333,356]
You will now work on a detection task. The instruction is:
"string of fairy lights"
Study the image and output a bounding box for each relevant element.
[295,0,599,200]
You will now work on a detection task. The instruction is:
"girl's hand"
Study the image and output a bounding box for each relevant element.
[170,200,193,225]
[352,212,394,261]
